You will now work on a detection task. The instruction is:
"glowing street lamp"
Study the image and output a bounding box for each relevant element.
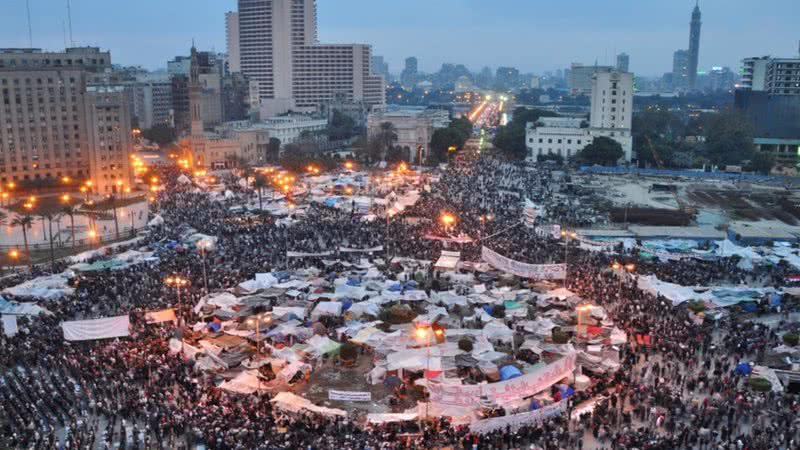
[344,161,354,170]
[441,213,456,234]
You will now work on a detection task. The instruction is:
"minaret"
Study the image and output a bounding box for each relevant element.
[188,44,206,166]
[688,1,702,91]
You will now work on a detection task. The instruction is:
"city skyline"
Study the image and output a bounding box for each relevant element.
[0,0,797,77]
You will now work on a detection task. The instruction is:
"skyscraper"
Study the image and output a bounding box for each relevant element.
[672,49,690,91]
[237,0,384,116]
[616,53,630,73]
[688,2,702,91]
[225,12,240,74]
[401,57,418,89]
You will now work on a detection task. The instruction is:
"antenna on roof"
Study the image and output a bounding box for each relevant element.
[62,21,68,49]
[66,0,74,46]
[26,0,33,48]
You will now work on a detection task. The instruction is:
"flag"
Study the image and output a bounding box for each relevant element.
[522,199,538,228]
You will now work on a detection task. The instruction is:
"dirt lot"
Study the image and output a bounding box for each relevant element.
[686,188,800,225]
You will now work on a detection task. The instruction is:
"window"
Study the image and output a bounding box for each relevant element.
[547,138,552,144]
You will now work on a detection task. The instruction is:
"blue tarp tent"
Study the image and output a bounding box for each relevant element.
[770,293,782,308]
[735,362,752,376]
[499,365,522,381]
[341,298,354,311]
[323,198,341,207]
[207,322,221,332]
[741,302,758,313]
[558,384,575,398]
[346,277,361,286]
[387,283,403,292]
[529,399,541,411]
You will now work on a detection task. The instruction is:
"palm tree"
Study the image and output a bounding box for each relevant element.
[10,215,34,262]
[41,212,60,271]
[108,194,119,238]
[62,205,77,247]
[378,122,398,161]
[253,173,268,211]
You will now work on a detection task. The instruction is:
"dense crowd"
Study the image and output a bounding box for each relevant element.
[0,153,798,449]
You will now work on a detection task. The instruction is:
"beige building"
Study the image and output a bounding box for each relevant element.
[237,0,384,116]
[0,47,133,193]
[367,107,450,163]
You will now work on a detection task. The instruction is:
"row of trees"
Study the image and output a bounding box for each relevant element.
[493,107,559,160]
[0,204,82,271]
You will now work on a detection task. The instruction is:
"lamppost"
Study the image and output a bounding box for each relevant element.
[479,214,494,241]
[166,276,190,355]
[560,230,577,282]
[415,326,432,422]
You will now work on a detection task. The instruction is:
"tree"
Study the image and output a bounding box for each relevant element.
[748,152,774,175]
[327,109,356,141]
[704,109,755,166]
[267,137,281,162]
[377,122,398,161]
[576,137,624,166]
[62,205,77,248]
[141,123,177,146]
[430,128,467,164]
[253,173,268,210]
[10,215,34,261]
[449,117,473,141]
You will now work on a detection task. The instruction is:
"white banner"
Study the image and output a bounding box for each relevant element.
[429,354,576,407]
[469,401,567,434]
[145,308,177,324]
[338,246,384,253]
[2,314,18,337]
[328,390,372,401]
[482,247,566,280]
[62,315,130,341]
[286,251,335,258]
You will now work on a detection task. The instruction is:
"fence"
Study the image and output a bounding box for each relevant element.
[578,166,790,184]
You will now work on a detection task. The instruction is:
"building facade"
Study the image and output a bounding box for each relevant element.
[225,11,241,74]
[672,50,690,91]
[367,107,450,164]
[525,118,591,160]
[237,0,384,116]
[688,3,702,91]
[0,47,132,192]
[132,75,173,129]
[400,57,418,90]
[568,64,613,95]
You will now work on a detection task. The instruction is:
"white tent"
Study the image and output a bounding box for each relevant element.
[311,301,343,320]
[271,392,346,417]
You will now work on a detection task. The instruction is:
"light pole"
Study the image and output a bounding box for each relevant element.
[479,214,493,241]
[415,326,431,423]
[165,276,190,355]
[561,230,577,282]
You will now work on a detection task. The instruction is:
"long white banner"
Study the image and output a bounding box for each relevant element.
[482,247,566,280]
[338,246,384,253]
[428,353,576,407]
[62,315,130,341]
[328,390,372,401]
[469,400,567,434]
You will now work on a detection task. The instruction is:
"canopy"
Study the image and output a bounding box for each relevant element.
[499,365,522,381]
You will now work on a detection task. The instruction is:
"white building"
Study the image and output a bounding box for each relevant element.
[237,0,384,116]
[367,107,450,164]
[589,71,633,161]
[225,12,241,74]
[526,118,590,160]
[526,71,633,163]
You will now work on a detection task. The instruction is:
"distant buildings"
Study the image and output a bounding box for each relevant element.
[735,51,800,165]
[672,50,690,91]
[225,12,241,74]
[401,57,419,90]
[236,0,384,116]
[0,47,133,193]
[495,67,520,92]
[688,3,702,91]
[616,53,630,73]
[568,63,613,96]
[132,74,173,129]
[526,70,633,163]
[367,106,450,164]
[371,56,390,81]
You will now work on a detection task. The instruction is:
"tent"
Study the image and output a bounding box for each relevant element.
[499,365,522,381]
[734,362,752,376]
[271,392,346,417]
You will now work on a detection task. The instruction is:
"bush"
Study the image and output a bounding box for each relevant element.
[783,332,799,347]
[339,342,359,362]
[552,328,569,344]
[378,304,417,325]
[458,337,474,353]
[748,377,772,392]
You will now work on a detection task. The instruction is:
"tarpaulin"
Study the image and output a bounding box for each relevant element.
[2,314,18,337]
[271,392,346,417]
[145,308,176,324]
[62,315,130,341]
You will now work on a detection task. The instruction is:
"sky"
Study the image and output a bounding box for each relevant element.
[1,0,797,77]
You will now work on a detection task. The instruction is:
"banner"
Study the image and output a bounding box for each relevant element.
[328,390,372,401]
[424,234,474,244]
[286,251,335,258]
[428,354,576,407]
[339,246,384,253]
[482,247,566,280]
[62,315,130,341]
[469,401,567,434]
[145,308,177,324]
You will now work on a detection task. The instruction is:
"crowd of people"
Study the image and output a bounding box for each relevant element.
[0,152,798,450]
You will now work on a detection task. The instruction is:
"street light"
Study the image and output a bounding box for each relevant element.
[561,230,578,282]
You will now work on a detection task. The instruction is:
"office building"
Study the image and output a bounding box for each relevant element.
[688,2,702,91]
[237,0,384,116]
[616,53,630,73]
[371,56,389,81]
[568,63,613,95]
[526,70,633,162]
[132,74,173,129]
[736,50,800,165]
[0,47,133,192]
[672,50,690,91]
[400,57,418,89]
[708,66,735,92]
[225,12,241,74]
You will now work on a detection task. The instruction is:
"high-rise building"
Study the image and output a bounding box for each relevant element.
[226,12,241,74]
[688,2,702,91]
[401,57,418,89]
[371,55,389,80]
[0,47,133,192]
[616,53,630,73]
[236,0,384,116]
[568,63,614,95]
[672,50,690,91]
[132,74,173,129]
[589,71,633,161]
[495,67,520,91]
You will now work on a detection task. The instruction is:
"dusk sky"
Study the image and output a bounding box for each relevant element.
[1,0,797,77]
